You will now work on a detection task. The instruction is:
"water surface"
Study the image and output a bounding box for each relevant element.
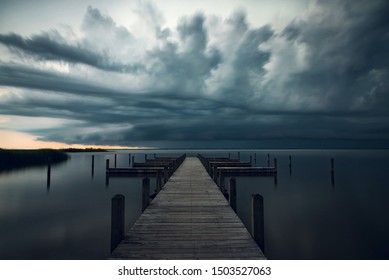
[0,149,388,259]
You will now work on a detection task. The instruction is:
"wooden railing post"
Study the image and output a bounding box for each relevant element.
[111,194,125,253]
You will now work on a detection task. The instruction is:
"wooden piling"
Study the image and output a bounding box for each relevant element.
[142,178,150,212]
[114,154,117,168]
[250,155,252,165]
[274,158,277,170]
[289,155,292,174]
[111,194,125,253]
[91,155,95,177]
[164,166,168,184]
[251,194,264,253]
[267,154,270,167]
[47,157,51,188]
[131,156,134,167]
[219,171,225,192]
[106,159,110,170]
[156,170,162,192]
[229,177,237,212]
[128,154,131,166]
[254,153,257,166]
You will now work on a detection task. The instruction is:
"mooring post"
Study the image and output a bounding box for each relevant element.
[250,155,252,165]
[213,166,218,182]
[164,166,168,184]
[142,178,150,212]
[156,170,162,192]
[229,177,237,212]
[128,153,131,166]
[106,159,110,170]
[131,156,134,167]
[47,157,51,188]
[251,194,265,253]
[110,194,125,253]
[219,170,225,191]
[114,154,117,168]
[254,153,257,166]
[267,154,270,167]
[91,155,95,177]
[274,158,278,170]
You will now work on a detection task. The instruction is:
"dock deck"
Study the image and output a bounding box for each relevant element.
[110,157,265,259]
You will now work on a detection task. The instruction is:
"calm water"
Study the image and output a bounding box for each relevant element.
[0,149,388,259]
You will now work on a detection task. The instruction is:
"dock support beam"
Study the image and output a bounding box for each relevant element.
[251,194,265,253]
[111,194,125,253]
[142,178,150,212]
[229,178,237,212]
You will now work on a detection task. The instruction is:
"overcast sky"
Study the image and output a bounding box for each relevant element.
[1,0,388,149]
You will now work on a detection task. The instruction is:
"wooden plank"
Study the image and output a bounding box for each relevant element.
[110,157,265,260]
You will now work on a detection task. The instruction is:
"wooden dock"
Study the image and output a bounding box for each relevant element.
[110,157,265,259]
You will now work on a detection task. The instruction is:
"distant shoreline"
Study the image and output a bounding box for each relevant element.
[0,149,69,171]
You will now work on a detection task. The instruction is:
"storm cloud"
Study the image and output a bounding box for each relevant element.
[1,0,389,148]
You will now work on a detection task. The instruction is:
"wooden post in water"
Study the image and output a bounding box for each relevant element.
[142,178,150,212]
[274,158,277,170]
[250,155,252,165]
[219,170,225,192]
[238,152,240,161]
[91,155,95,177]
[251,194,265,253]
[254,153,257,166]
[106,159,110,170]
[131,156,134,167]
[289,155,292,174]
[128,154,131,166]
[164,166,168,184]
[110,194,125,253]
[267,154,270,167]
[114,154,117,168]
[156,170,162,192]
[229,178,237,212]
[47,157,51,188]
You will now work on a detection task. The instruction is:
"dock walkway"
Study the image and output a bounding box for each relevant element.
[111,157,265,259]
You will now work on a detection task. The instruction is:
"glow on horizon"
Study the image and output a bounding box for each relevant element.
[0,130,148,150]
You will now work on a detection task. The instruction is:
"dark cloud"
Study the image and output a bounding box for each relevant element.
[1,1,389,148]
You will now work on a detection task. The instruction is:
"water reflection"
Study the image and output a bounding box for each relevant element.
[0,150,388,259]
